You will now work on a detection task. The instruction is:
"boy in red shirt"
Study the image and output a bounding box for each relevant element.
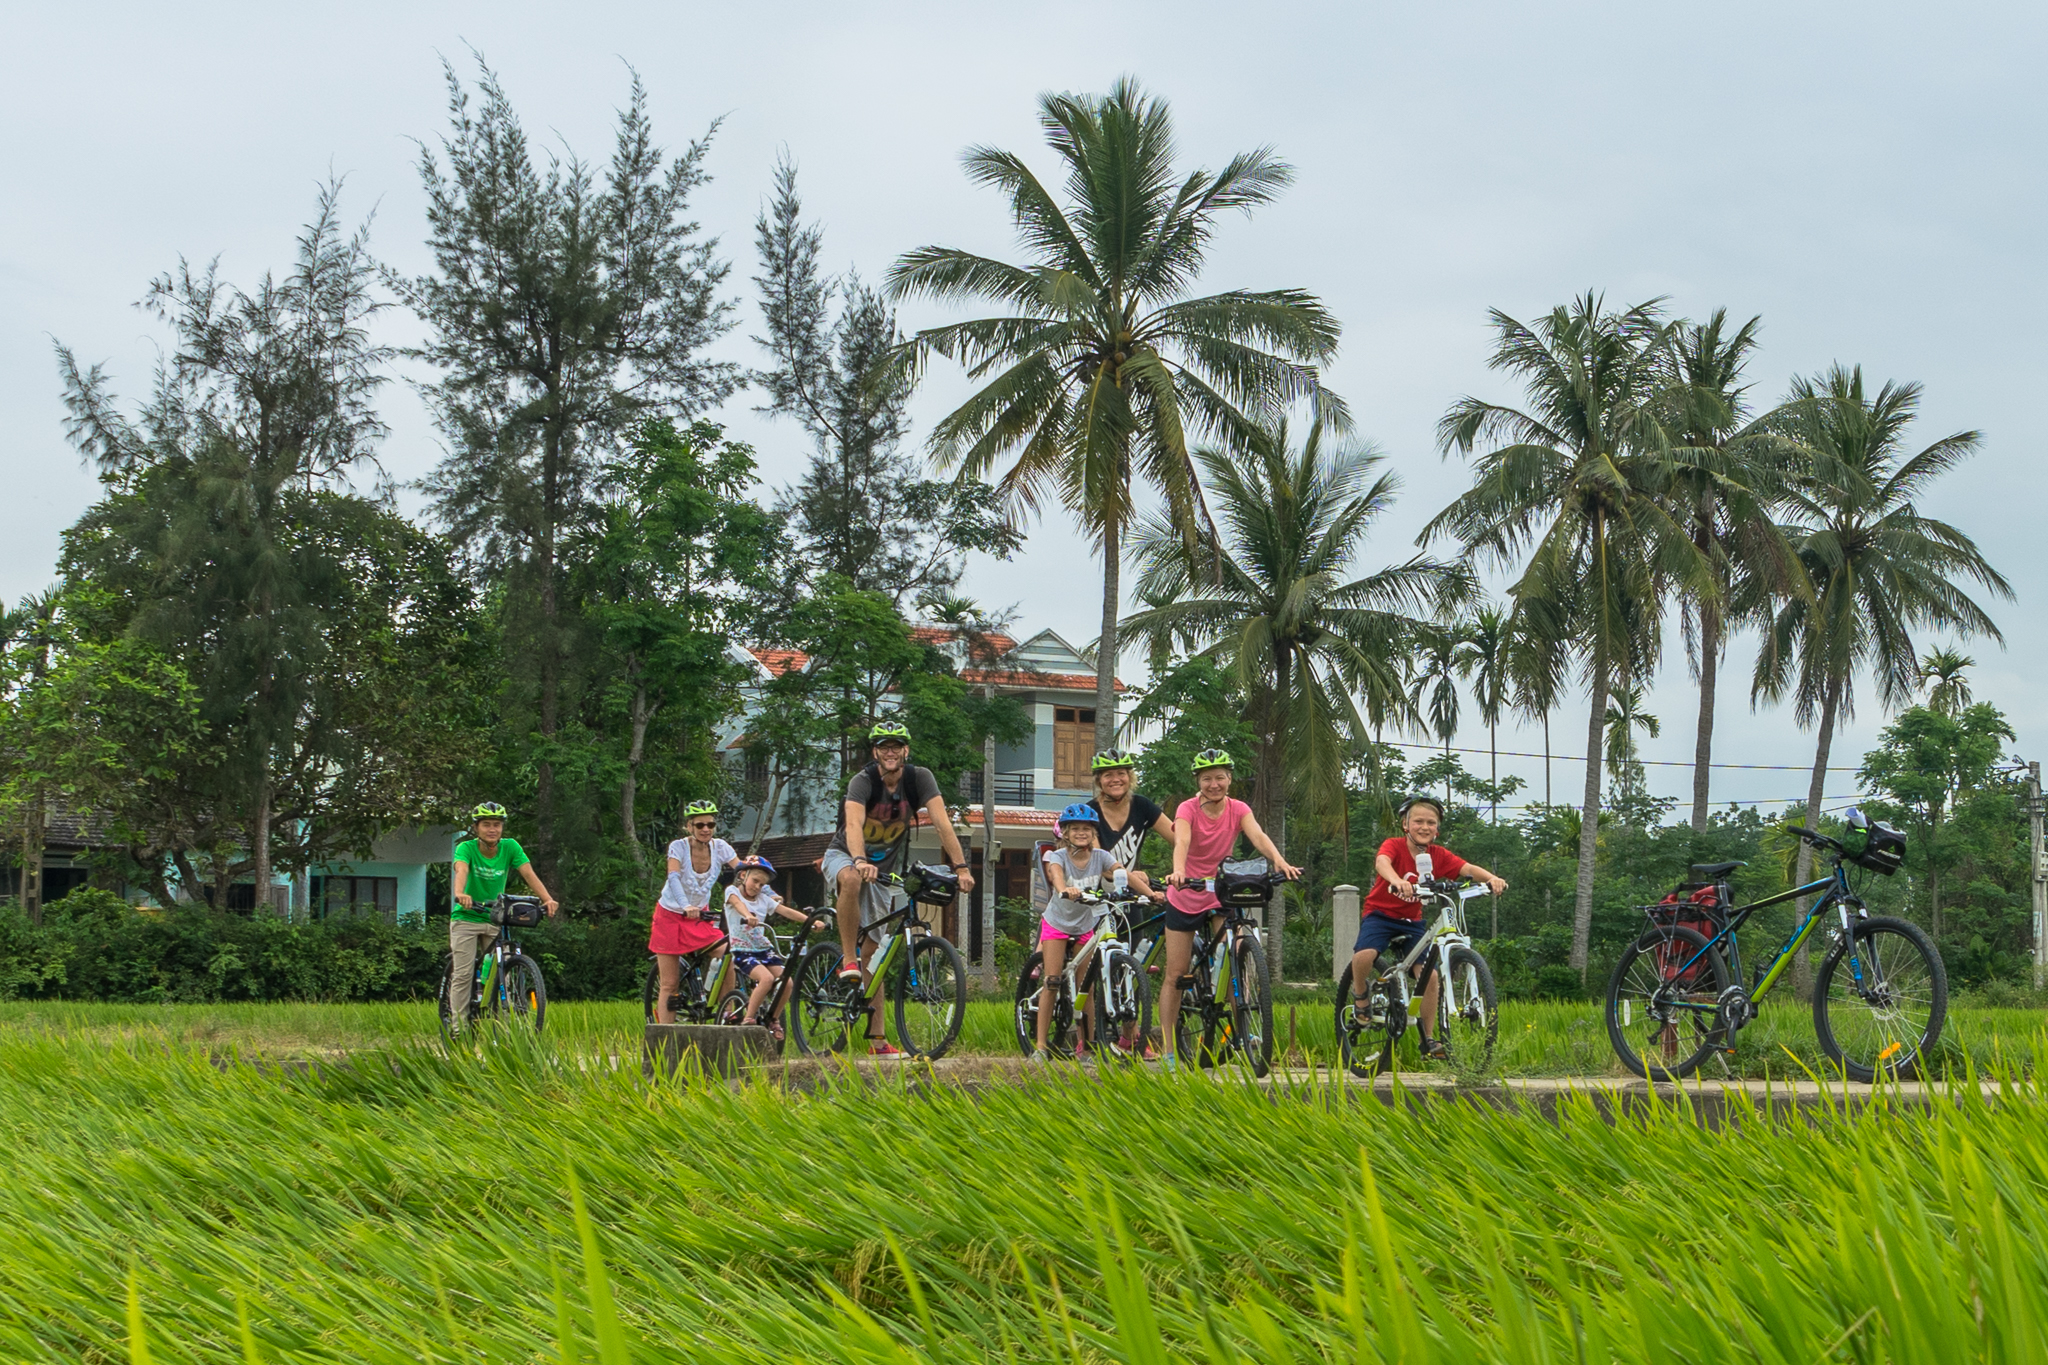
[1348,795,1507,1059]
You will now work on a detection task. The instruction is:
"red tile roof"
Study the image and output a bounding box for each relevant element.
[960,804,1060,827]
[749,646,1122,693]
[911,625,1019,654]
[751,648,809,677]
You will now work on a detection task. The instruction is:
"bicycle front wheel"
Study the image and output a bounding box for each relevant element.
[1013,951,1074,1058]
[490,954,547,1033]
[1217,936,1274,1077]
[895,936,967,1059]
[788,944,856,1056]
[1605,924,1729,1081]
[1815,916,1947,1082]
[1088,947,1144,1060]
[1437,945,1498,1071]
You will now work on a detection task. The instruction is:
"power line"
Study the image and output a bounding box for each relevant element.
[1381,738,1859,773]
[1452,793,1870,813]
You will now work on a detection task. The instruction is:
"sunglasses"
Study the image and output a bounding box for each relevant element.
[690,821,717,830]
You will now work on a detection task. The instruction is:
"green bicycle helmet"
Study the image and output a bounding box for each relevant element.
[470,800,509,822]
[1091,749,1138,772]
[1190,748,1235,773]
[869,719,911,744]
[683,799,719,818]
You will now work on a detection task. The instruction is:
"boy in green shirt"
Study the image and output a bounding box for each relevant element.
[449,802,559,1025]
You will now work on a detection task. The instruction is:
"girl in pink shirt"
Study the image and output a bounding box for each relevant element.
[1159,749,1300,1069]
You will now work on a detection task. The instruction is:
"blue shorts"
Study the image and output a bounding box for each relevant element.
[732,951,785,978]
[1353,912,1427,959]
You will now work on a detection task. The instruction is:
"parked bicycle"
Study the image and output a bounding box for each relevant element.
[1171,865,1283,1077]
[787,865,968,1059]
[438,895,548,1036]
[1333,878,1498,1077]
[1012,883,1150,1060]
[1603,810,1945,1082]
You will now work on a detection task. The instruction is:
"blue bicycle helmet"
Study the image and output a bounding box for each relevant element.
[1057,801,1099,833]
[736,855,776,875]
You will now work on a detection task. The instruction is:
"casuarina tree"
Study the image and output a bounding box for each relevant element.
[398,58,739,881]
[887,78,1344,752]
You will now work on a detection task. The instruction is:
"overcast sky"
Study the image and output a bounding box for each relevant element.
[5,1,2042,816]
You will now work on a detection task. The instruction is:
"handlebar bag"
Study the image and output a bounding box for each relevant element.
[1851,822,1906,876]
[490,899,544,928]
[905,863,962,907]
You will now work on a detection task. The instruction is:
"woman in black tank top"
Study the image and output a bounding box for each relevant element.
[1085,753,1172,902]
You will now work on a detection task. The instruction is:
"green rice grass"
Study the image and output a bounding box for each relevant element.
[5,995,2043,1080]
[4,1016,2048,1361]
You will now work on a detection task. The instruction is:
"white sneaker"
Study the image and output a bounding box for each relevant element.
[1028,1048,1049,1065]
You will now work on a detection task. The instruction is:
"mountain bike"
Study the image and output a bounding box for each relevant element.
[1604,811,1944,1082]
[641,937,746,1026]
[1013,885,1150,1060]
[1168,866,1285,1077]
[787,865,968,1059]
[1334,880,1498,1077]
[438,896,548,1037]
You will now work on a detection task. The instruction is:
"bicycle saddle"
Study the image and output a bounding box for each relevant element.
[1689,861,1744,879]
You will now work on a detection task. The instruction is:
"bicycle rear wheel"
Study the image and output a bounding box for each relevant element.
[435,956,465,1040]
[1335,964,1403,1078]
[895,936,967,1059]
[1436,945,1498,1071]
[1013,951,1075,1058]
[1814,916,1947,1082]
[1216,936,1274,1077]
[489,954,547,1033]
[1605,925,1729,1081]
[714,986,751,1027]
[788,944,856,1056]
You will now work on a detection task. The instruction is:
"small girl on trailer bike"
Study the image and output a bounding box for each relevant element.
[649,799,741,1025]
[722,855,809,1040]
[1349,795,1507,1060]
[1030,802,1126,1062]
[1160,750,1300,1071]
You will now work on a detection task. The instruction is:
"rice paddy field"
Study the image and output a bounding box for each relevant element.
[4,999,2048,1362]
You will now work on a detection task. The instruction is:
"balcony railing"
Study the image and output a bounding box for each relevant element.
[958,771,1036,806]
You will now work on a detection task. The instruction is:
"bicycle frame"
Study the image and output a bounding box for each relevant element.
[1376,885,1487,1019]
[1041,892,1144,1036]
[1656,864,1855,1015]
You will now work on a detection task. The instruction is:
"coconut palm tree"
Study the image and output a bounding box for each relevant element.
[1425,293,1708,977]
[1658,310,1806,832]
[1753,365,2010,929]
[1455,606,1514,822]
[886,78,1344,752]
[1602,684,1661,810]
[1918,646,1976,716]
[1409,621,1464,803]
[1121,415,1465,981]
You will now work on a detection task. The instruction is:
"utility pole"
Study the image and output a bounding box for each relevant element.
[2030,761,2045,990]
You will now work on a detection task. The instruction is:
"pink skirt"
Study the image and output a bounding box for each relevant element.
[649,906,724,956]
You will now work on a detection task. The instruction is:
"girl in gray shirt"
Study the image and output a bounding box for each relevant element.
[1029,806,1126,1061]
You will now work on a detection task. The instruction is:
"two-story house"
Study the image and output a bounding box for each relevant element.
[723,625,1123,959]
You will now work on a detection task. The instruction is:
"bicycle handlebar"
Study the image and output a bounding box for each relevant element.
[1785,823,1845,854]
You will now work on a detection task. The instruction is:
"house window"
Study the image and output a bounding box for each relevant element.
[1052,707,1097,789]
[314,876,398,921]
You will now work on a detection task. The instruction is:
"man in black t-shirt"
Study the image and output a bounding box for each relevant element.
[821,721,974,1054]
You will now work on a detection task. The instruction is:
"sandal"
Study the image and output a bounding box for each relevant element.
[1420,1036,1450,1061]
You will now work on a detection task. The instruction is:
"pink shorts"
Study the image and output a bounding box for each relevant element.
[649,906,724,956]
[1039,918,1095,947]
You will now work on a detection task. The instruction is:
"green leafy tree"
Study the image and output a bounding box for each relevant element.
[1427,293,1707,977]
[1602,684,1660,812]
[1752,364,2010,938]
[887,77,1344,751]
[568,420,777,879]
[1122,417,1460,980]
[1858,702,2014,938]
[400,58,738,880]
[1124,658,1258,816]
[1408,621,1464,803]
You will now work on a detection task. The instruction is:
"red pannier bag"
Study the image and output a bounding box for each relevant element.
[1647,882,1730,988]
